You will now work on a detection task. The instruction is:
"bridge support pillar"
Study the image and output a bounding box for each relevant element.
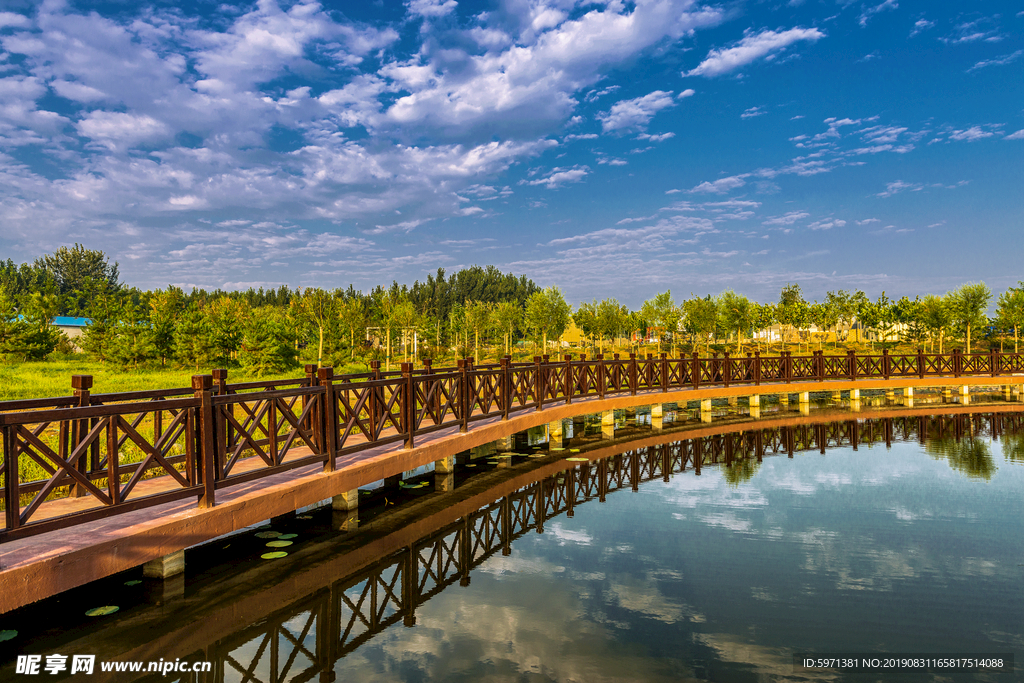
[831,391,842,402]
[548,419,563,449]
[1004,385,1012,401]
[942,387,952,402]
[331,508,359,532]
[651,404,663,431]
[799,402,810,416]
[601,411,615,439]
[332,489,359,511]
[850,389,860,400]
[798,391,809,404]
[904,387,914,407]
[749,405,761,419]
[960,385,970,405]
[851,398,861,412]
[700,399,712,423]
[885,389,895,402]
[435,455,455,474]
[435,471,455,492]
[143,549,185,580]
[748,395,760,407]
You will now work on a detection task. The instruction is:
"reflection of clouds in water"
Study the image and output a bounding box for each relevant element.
[604,575,703,625]
[547,521,594,546]
[750,587,777,602]
[697,632,839,682]
[476,553,565,577]
[348,572,698,683]
[698,511,753,533]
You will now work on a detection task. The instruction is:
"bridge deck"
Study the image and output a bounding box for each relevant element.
[1,376,1022,613]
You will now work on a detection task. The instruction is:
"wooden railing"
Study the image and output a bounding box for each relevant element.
[1,349,1022,542]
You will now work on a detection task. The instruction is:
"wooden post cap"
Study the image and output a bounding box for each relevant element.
[71,375,93,391]
[317,367,334,380]
[304,364,318,373]
[191,375,212,391]
[212,368,228,380]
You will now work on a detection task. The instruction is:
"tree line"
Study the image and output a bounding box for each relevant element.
[2,245,1023,374]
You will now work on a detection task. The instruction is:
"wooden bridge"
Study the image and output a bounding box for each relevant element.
[4,408,1020,681]
[1,349,1023,611]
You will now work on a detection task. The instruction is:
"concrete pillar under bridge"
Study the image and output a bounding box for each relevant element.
[700,399,712,423]
[651,403,663,431]
[601,410,615,439]
[548,419,564,450]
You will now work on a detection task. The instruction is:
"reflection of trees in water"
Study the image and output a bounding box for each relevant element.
[1001,432,1024,463]
[925,437,996,480]
[723,456,760,486]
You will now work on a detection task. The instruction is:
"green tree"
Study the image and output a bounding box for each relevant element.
[207,297,248,366]
[295,288,337,366]
[337,296,369,360]
[596,298,625,352]
[995,284,1024,353]
[751,302,776,352]
[573,301,598,351]
[464,300,492,363]
[493,301,522,355]
[525,287,571,352]
[37,244,120,315]
[920,294,950,353]
[776,283,807,349]
[108,295,155,369]
[946,282,992,354]
[239,307,296,377]
[174,305,215,371]
[718,291,754,353]
[682,295,718,354]
[149,288,185,366]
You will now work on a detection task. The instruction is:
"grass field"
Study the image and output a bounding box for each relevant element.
[0,358,374,402]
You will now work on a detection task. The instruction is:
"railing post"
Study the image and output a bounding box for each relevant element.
[564,354,573,405]
[192,375,216,509]
[629,352,638,396]
[917,348,925,379]
[754,351,761,386]
[500,357,510,420]
[212,368,228,396]
[882,348,890,380]
[369,360,381,441]
[692,352,700,389]
[318,367,336,472]
[660,353,668,392]
[990,348,998,377]
[3,424,19,532]
[402,363,415,449]
[596,354,606,399]
[70,375,92,498]
[848,350,857,380]
[784,351,793,383]
[815,350,824,381]
[534,356,544,411]
[953,348,961,378]
[458,359,470,432]
[723,352,731,387]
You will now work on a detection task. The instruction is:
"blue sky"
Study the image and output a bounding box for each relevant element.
[0,0,1021,306]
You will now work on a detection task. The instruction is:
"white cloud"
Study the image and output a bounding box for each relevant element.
[948,126,995,142]
[689,175,747,194]
[522,165,590,189]
[876,180,922,197]
[407,0,458,19]
[1006,130,1024,140]
[808,218,846,230]
[598,90,676,133]
[741,106,765,119]
[762,211,808,226]
[685,27,825,78]
[76,111,170,149]
[858,0,898,28]
[856,218,880,225]
[967,50,1023,72]
[677,88,695,99]
[636,132,675,142]
[909,19,934,37]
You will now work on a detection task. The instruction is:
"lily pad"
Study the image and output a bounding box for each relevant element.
[297,515,312,520]
[550,447,565,451]
[0,630,17,643]
[266,540,293,548]
[569,449,580,453]
[85,606,119,617]
[261,551,288,560]
[222,544,231,549]
[528,454,546,458]
[465,464,477,468]
[124,580,142,587]
[255,531,281,539]
[277,533,298,540]
[566,457,588,462]
[495,454,512,459]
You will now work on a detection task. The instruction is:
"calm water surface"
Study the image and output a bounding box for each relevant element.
[3,408,1024,682]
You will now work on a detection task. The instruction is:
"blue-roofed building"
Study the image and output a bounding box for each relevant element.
[52,317,91,340]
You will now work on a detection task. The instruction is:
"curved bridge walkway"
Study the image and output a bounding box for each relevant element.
[3,408,1020,680]
[1,349,1023,610]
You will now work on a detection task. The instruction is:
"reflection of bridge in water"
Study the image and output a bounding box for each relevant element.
[51,409,1019,683]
